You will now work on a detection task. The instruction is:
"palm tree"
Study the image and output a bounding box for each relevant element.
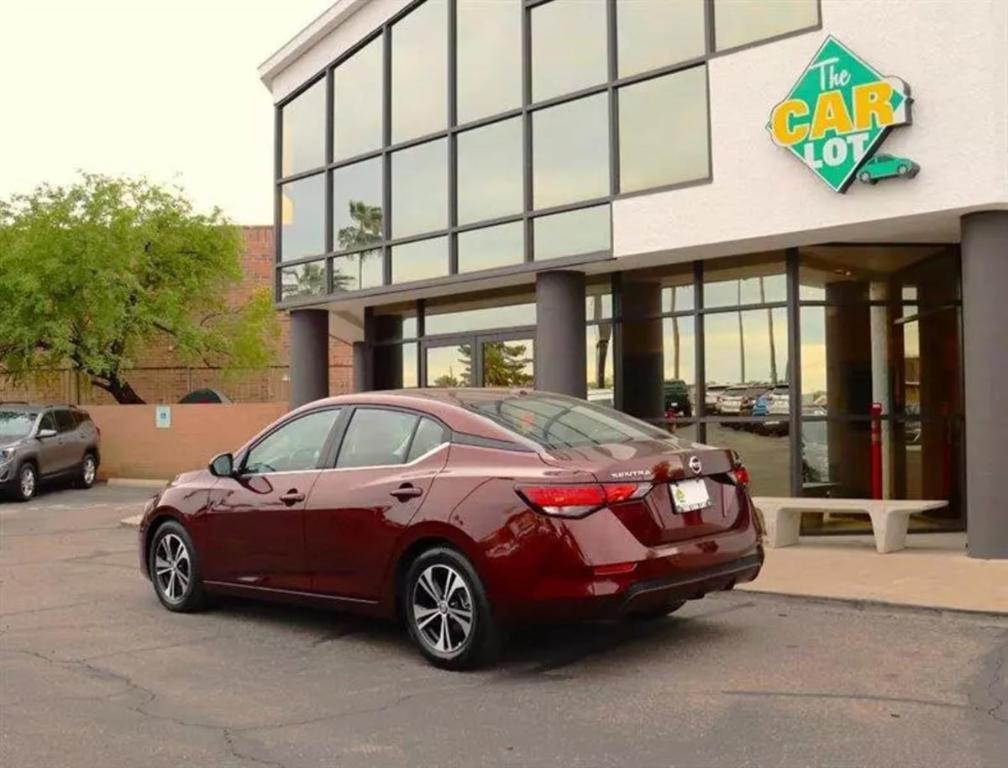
[335,200,383,291]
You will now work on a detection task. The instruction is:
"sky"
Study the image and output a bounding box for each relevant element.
[0,0,333,225]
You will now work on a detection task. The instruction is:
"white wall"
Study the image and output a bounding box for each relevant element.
[613,0,1008,262]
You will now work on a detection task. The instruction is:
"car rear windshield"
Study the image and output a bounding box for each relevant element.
[456,392,678,450]
[0,410,38,440]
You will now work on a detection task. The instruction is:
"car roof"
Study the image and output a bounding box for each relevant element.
[0,402,81,411]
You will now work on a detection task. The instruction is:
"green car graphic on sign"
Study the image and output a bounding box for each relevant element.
[857,154,919,184]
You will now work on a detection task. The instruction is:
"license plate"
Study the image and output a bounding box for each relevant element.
[669,479,711,512]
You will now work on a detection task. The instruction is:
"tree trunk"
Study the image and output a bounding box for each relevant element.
[91,374,146,404]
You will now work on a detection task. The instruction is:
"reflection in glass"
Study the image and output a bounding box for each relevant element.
[714,0,819,51]
[280,174,325,261]
[332,157,383,250]
[458,222,524,273]
[426,344,472,387]
[281,79,325,177]
[374,307,418,340]
[663,317,696,408]
[332,250,383,293]
[482,339,534,386]
[375,343,418,388]
[619,68,709,193]
[800,305,879,415]
[457,0,521,123]
[392,0,447,143]
[426,302,536,336]
[533,93,609,209]
[585,292,612,322]
[392,139,447,237]
[534,205,611,261]
[391,236,448,284]
[531,0,607,102]
[586,324,614,402]
[704,309,789,387]
[280,260,326,301]
[663,283,695,313]
[703,256,787,307]
[707,423,791,496]
[457,117,523,224]
[617,0,706,77]
[333,36,383,160]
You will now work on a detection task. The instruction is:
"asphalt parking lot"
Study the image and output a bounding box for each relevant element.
[2,485,1006,768]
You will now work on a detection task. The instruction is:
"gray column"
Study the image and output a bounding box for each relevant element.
[962,211,1008,559]
[352,341,372,392]
[620,280,664,419]
[535,270,586,398]
[289,309,330,409]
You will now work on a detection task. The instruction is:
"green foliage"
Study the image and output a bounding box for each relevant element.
[0,173,279,403]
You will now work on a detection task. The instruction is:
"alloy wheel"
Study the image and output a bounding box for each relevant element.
[411,563,474,654]
[19,466,35,499]
[154,533,191,604]
[82,456,96,486]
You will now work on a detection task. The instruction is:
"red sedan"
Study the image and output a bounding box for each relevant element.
[138,389,763,669]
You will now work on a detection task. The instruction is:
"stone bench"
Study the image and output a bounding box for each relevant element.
[752,497,950,554]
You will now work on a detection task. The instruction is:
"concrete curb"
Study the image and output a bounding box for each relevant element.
[120,514,143,528]
[738,586,1008,619]
[106,478,169,488]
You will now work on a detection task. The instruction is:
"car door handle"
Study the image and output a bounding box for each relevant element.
[390,484,423,501]
[279,490,306,506]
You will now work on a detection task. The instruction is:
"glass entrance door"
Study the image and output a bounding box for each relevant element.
[421,333,534,388]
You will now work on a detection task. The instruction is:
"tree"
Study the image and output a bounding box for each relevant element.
[0,173,279,403]
[480,341,533,387]
[335,200,382,292]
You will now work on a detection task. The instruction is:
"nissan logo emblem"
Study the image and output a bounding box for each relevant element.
[688,456,703,475]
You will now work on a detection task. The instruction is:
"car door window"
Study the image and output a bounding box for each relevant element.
[243,409,341,475]
[54,409,77,433]
[336,409,419,469]
[39,412,57,434]
[406,417,447,462]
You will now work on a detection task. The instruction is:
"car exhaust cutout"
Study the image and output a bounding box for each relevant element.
[515,482,651,518]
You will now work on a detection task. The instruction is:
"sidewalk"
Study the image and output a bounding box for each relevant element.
[739,532,1008,614]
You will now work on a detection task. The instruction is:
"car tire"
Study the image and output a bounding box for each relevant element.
[77,452,97,489]
[625,601,686,622]
[403,546,501,670]
[897,164,908,176]
[149,520,207,613]
[14,462,37,502]
[859,171,871,183]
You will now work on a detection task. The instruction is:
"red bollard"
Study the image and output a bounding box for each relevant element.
[870,402,883,499]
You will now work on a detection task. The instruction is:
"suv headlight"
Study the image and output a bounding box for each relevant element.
[0,447,15,464]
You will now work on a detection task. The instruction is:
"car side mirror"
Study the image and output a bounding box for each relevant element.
[209,452,235,477]
[36,428,57,439]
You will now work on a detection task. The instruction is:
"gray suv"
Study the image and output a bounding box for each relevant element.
[0,403,101,501]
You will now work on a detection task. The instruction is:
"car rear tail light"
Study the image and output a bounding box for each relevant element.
[515,482,650,518]
[593,562,638,577]
[730,465,750,487]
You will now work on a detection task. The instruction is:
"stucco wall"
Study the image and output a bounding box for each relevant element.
[88,403,287,480]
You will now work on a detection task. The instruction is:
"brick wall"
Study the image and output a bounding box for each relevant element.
[0,226,354,405]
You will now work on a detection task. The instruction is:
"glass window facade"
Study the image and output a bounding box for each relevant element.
[278,0,806,301]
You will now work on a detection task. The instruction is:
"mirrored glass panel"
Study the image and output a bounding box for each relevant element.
[619,67,709,193]
[280,260,326,301]
[332,157,383,251]
[332,249,383,293]
[457,0,521,123]
[533,205,611,260]
[586,324,614,401]
[703,254,786,308]
[585,289,612,322]
[707,423,791,497]
[391,138,447,237]
[714,0,819,51]
[375,342,418,388]
[426,344,473,387]
[703,308,789,390]
[374,305,418,340]
[392,0,447,143]
[280,174,325,261]
[533,93,609,209]
[281,79,325,177]
[617,0,706,77]
[798,245,952,302]
[390,236,448,284]
[457,117,523,224]
[457,221,524,273]
[333,36,383,160]
[531,0,607,102]
[482,339,534,387]
[425,300,536,336]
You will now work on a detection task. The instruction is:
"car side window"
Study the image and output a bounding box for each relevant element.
[336,409,419,469]
[243,409,341,475]
[54,409,77,433]
[39,412,57,434]
[406,417,447,462]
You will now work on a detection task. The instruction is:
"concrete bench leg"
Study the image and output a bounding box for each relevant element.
[763,507,801,548]
[868,510,909,553]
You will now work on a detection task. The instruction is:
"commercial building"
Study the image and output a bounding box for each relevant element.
[259,0,1008,558]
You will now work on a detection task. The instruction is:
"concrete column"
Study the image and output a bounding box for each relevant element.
[535,271,586,398]
[869,281,892,498]
[352,341,372,393]
[962,212,1008,559]
[289,309,330,409]
[620,281,664,419]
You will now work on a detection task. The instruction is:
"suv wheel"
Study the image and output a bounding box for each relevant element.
[77,453,97,489]
[15,463,37,502]
[403,547,501,670]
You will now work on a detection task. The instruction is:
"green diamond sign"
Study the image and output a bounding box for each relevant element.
[768,36,914,192]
